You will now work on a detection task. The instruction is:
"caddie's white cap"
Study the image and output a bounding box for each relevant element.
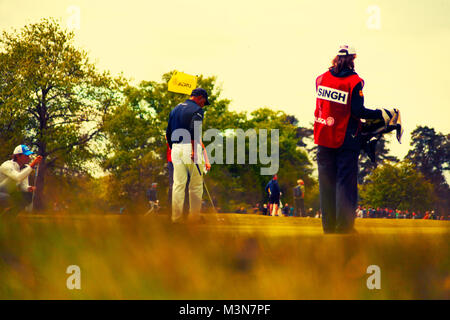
[337,45,356,56]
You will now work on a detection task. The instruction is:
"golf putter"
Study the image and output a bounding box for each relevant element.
[195,163,217,213]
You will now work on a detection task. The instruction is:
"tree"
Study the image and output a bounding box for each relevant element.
[405,126,450,212]
[246,109,314,206]
[359,160,436,212]
[296,126,314,148]
[101,103,159,206]
[0,112,26,161]
[0,19,124,210]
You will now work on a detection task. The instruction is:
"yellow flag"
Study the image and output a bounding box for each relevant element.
[168,71,198,95]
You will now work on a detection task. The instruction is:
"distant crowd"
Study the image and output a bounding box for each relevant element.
[356,206,448,220]
[232,204,448,220]
[236,203,320,218]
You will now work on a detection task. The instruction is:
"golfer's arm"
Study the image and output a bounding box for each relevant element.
[165,124,172,148]
[201,142,210,165]
[189,113,203,139]
[190,113,204,157]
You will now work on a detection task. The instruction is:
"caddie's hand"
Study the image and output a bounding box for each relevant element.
[30,155,42,168]
[28,186,36,192]
[381,108,398,126]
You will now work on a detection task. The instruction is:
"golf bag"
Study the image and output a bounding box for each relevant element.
[361,109,403,163]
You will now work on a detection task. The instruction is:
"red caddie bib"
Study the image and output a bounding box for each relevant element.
[314,71,363,148]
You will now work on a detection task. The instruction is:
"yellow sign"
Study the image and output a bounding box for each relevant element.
[168,71,198,95]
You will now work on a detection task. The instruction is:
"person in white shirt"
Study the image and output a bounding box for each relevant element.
[0,145,42,214]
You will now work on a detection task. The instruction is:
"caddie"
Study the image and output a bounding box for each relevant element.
[314,45,398,233]
[166,88,211,223]
[0,145,42,214]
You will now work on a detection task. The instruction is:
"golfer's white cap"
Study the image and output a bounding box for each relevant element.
[337,45,356,56]
[13,144,34,156]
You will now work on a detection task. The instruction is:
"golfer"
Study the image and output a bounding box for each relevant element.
[314,45,396,233]
[166,88,211,223]
[0,145,42,214]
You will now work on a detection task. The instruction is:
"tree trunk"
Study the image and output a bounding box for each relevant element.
[34,87,48,212]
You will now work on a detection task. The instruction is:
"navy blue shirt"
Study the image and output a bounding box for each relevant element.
[329,68,383,150]
[265,179,280,197]
[166,99,204,149]
[146,188,157,201]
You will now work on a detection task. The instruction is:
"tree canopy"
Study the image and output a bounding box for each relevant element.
[359,160,436,212]
[405,126,450,212]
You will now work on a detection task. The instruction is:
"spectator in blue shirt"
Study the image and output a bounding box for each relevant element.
[265,174,281,216]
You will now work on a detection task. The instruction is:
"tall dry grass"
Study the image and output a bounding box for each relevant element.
[0,213,448,299]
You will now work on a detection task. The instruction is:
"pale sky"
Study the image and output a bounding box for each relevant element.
[1,0,449,160]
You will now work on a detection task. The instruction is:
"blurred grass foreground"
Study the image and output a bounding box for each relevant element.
[0,212,449,299]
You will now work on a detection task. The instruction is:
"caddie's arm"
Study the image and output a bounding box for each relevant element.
[351,83,399,125]
[351,83,383,120]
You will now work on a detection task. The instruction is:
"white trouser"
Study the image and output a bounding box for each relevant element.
[171,143,203,222]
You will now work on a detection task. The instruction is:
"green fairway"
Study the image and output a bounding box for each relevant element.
[0,213,449,299]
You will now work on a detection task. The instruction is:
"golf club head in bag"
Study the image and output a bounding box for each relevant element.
[361,108,403,164]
